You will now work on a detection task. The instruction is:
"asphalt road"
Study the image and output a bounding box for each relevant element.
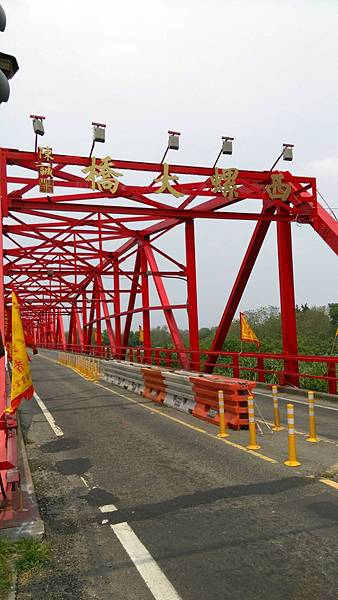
[17,352,338,600]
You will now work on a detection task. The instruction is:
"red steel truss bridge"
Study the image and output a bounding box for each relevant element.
[1,146,338,401]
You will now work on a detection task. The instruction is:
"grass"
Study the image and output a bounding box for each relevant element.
[0,537,50,598]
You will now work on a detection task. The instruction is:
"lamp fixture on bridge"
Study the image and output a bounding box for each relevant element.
[222,136,234,156]
[89,121,106,158]
[282,143,294,162]
[213,135,234,168]
[160,130,181,163]
[270,143,294,171]
[168,130,180,151]
[30,114,45,153]
[31,115,45,137]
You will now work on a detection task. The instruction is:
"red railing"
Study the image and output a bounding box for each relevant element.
[39,343,338,395]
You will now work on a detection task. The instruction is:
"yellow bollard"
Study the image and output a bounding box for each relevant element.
[306,391,318,443]
[271,385,284,431]
[217,390,229,438]
[284,404,301,467]
[247,395,261,450]
[94,360,99,382]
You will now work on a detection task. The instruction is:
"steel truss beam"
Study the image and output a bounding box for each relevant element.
[0,146,336,411]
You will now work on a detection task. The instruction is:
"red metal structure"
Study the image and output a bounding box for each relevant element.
[0,146,337,402]
[1,145,338,509]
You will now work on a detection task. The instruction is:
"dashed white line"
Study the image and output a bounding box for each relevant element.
[111,521,182,600]
[33,391,64,437]
[99,504,118,513]
[80,476,90,488]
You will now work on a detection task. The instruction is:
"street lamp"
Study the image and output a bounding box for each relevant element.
[0,3,19,104]
[270,143,294,171]
[160,130,181,163]
[30,114,45,152]
[89,121,106,157]
[213,136,234,168]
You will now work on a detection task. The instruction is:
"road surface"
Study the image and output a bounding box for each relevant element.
[17,351,338,600]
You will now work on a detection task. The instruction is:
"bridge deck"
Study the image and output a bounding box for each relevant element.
[17,352,338,600]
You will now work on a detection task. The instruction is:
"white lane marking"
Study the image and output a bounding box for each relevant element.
[99,504,118,513]
[33,391,64,437]
[111,521,182,600]
[256,391,338,412]
[80,476,90,488]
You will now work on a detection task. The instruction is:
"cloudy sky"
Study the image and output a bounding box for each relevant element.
[1,0,337,328]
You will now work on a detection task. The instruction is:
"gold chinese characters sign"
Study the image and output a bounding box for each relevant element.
[210,168,239,200]
[38,147,54,194]
[265,174,291,203]
[82,159,187,198]
[82,156,123,194]
[154,163,183,198]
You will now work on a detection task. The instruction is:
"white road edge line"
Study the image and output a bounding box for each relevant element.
[256,391,338,412]
[99,504,118,513]
[111,522,182,600]
[33,391,64,437]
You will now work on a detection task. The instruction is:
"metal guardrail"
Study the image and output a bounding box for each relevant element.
[40,344,338,394]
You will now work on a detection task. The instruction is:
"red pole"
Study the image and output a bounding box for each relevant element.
[185,220,200,371]
[140,239,151,364]
[113,258,121,355]
[277,217,299,387]
[96,281,102,353]
[122,252,141,357]
[0,181,6,414]
[82,291,87,350]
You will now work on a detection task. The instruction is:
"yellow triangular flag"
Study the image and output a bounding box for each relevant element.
[240,312,261,349]
[6,292,34,414]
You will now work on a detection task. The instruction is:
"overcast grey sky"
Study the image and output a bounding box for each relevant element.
[1,0,337,328]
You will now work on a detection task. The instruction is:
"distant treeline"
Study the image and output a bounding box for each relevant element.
[103,304,338,356]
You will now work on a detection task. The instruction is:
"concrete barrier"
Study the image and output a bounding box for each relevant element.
[163,372,196,414]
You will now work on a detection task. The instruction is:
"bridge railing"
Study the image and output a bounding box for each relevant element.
[39,343,338,395]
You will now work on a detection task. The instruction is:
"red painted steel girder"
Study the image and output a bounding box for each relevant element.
[0,147,336,379]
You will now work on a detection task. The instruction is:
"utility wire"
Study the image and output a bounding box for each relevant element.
[317,189,338,222]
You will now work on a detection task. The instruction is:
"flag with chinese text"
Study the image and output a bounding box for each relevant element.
[6,292,34,414]
[240,312,261,349]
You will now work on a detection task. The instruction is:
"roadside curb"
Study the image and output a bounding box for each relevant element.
[0,418,44,540]
[255,382,338,403]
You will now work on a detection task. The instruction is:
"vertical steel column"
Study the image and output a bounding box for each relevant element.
[74,233,77,287]
[0,168,6,414]
[113,258,122,355]
[140,239,151,364]
[82,291,87,350]
[95,279,102,352]
[122,252,141,357]
[185,220,200,371]
[277,218,299,386]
